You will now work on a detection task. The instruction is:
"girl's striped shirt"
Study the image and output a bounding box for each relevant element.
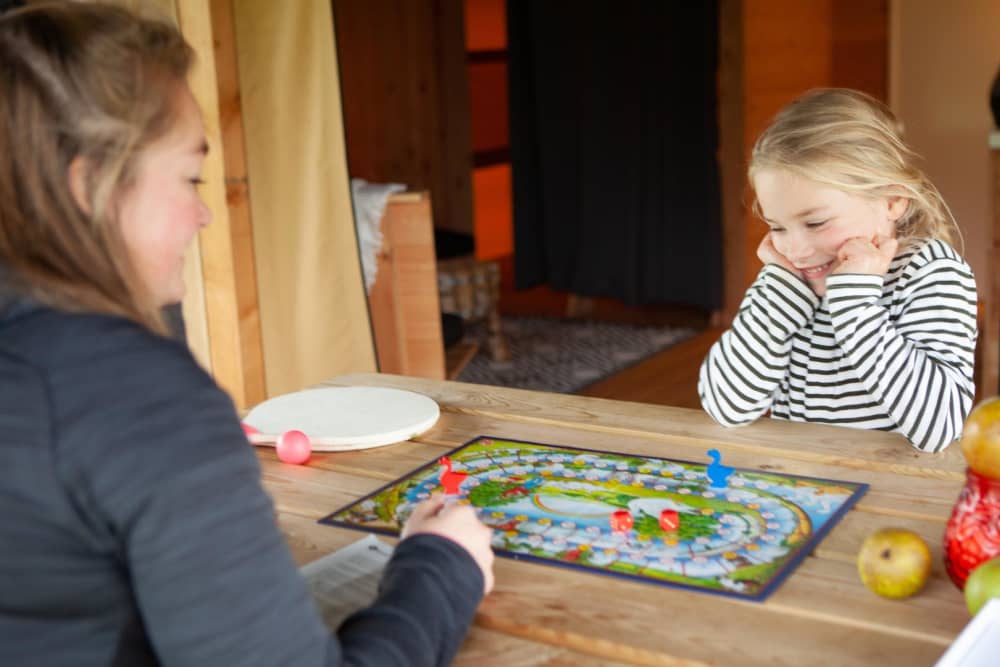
[699,238,977,452]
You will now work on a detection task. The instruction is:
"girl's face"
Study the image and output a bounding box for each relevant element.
[117,84,211,307]
[753,168,903,291]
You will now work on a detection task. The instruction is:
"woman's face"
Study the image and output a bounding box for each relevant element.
[753,168,901,291]
[117,84,211,307]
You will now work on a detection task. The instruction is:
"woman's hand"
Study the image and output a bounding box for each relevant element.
[832,234,898,278]
[402,494,495,594]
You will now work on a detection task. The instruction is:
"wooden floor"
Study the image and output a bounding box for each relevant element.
[577,327,724,409]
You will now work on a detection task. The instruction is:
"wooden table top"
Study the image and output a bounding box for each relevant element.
[257,372,971,667]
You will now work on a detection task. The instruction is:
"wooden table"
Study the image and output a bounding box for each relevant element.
[258,373,972,666]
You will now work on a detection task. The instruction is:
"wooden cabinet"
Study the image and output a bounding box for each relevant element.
[332,0,474,237]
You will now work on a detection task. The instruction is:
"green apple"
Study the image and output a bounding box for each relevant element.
[964,556,1000,615]
[857,528,932,599]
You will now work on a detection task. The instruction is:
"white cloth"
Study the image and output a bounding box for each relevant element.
[350,178,405,292]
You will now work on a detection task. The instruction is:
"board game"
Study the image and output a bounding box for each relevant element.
[319,437,868,601]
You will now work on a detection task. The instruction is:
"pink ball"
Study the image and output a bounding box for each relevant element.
[276,429,311,465]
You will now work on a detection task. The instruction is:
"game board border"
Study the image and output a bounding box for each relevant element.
[317,435,869,602]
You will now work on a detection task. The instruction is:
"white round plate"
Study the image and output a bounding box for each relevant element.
[243,386,440,451]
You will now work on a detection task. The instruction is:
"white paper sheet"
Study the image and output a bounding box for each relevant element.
[300,534,394,630]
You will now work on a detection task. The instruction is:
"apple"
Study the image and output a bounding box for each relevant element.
[857,528,932,599]
[960,397,1000,478]
[964,555,1000,615]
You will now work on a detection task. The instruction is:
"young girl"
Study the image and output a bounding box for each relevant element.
[699,88,977,453]
[0,4,493,666]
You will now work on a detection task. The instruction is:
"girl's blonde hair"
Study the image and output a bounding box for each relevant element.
[749,88,960,248]
[0,2,194,333]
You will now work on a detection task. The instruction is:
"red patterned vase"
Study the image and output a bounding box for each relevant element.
[944,468,1000,589]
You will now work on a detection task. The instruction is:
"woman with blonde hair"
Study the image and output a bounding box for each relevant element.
[699,88,977,453]
[0,3,493,665]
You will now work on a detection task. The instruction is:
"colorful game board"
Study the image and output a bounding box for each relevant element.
[319,437,868,601]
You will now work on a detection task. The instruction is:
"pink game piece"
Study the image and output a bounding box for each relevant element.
[610,509,633,532]
[276,429,311,465]
[241,423,259,441]
[659,509,680,532]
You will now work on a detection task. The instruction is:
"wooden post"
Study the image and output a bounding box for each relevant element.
[207,0,266,408]
[175,0,255,408]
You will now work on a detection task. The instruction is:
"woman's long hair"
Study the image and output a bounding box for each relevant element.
[0,2,194,332]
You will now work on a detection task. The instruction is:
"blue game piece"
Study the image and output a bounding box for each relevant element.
[706,449,734,488]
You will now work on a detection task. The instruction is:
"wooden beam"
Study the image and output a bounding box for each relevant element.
[207,0,266,408]
[175,0,251,407]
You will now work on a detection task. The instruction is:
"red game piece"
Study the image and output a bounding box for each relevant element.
[438,456,468,495]
[659,509,680,532]
[610,509,633,532]
[276,429,311,465]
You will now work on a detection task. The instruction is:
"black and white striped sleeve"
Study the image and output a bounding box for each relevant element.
[826,250,977,452]
[699,264,819,426]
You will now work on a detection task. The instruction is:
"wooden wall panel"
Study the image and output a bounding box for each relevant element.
[985,142,1000,399]
[832,0,888,102]
[742,0,834,290]
[437,0,476,236]
[333,0,474,236]
[735,0,887,299]
[891,1,998,370]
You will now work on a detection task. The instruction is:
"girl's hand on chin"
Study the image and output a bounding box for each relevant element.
[757,232,801,278]
[833,235,898,277]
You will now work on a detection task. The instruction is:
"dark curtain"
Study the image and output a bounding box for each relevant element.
[509,1,722,309]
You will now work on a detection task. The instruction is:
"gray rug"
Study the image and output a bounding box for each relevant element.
[457,317,697,394]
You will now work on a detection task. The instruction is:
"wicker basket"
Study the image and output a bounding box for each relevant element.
[436,256,508,361]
